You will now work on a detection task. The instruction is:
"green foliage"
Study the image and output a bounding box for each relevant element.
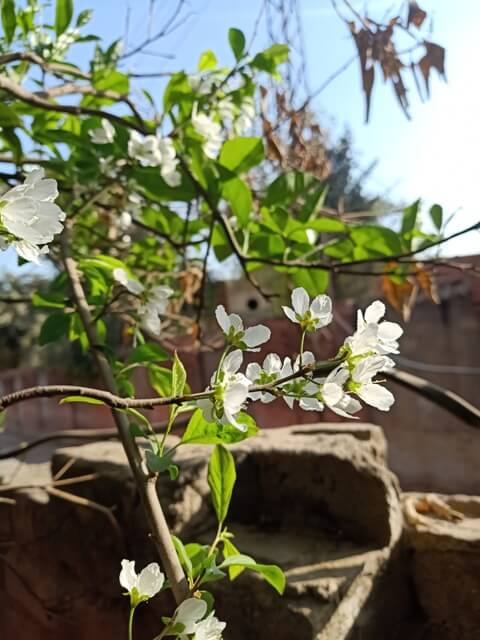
[38,312,70,345]
[198,49,218,71]
[219,554,285,594]
[219,137,264,173]
[429,204,443,231]
[55,0,74,36]
[228,28,246,61]
[221,177,252,227]
[1,0,16,44]
[171,352,187,396]
[181,410,258,445]
[208,445,236,525]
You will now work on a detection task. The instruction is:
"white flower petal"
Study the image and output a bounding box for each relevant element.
[364,300,385,324]
[243,324,271,348]
[291,287,309,316]
[245,362,261,382]
[140,307,161,335]
[136,563,164,598]
[378,321,403,341]
[300,396,324,412]
[322,382,343,407]
[175,598,208,633]
[310,294,332,319]
[263,353,282,374]
[223,349,243,374]
[356,383,394,411]
[119,559,137,592]
[194,611,226,640]
[282,305,298,323]
[13,240,43,263]
[215,305,231,333]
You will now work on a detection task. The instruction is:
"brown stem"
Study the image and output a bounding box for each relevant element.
[59,229,188,604]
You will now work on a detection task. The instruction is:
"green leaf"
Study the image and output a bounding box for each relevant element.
[172,351,187,396]
[32,292,66,309]
[219,137,264,174]
[221,177,252,227]
[222,538,245,580]
[1,0,16,44]
[208,444,236,525]
[0,104,20,128]
[401,199,420,237]
[219,554,285,594]
[127,343,169,366]
[0,410,6,432]
[307,217,346,233]
[148,365,173,397]
[39,313,71,345]
[55,0,74,36]
[198,49,218,71]
[291,268,329,296]
[145,449,176,474]
[94,69,129,94]
[251,44,289,74]
[60,396,106,406]
[228,28,246,61]
[429,204,443,231]
[76,8,92,27]
[172,535,193,577]
[350,225,403,257]
[181,409,258,445]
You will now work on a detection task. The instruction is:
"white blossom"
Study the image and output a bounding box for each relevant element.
[128,132,181,186]
[298,365,361,418]
[113,269,172,335]
[215,304,270,351]
[198,349,250,431]
[0,168,66,263]
[173,598,208,634]
[234,96,255,135]
[192,104,223,159]
[194,612,226,640]
[89,118,115,144]
[346,300,403,357]
[246,353,282,403]
[112,267,144,295]
[275,352,314,409]
[118,211,132,231]
[157,138,182,187]
[139,286,173,335]
[349,355,395,411]
[128,131,162,166]
[282,287,332,332]
[119,559,164,606]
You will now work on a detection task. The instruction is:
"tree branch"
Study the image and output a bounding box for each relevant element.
[0,74,149,134]
[59,228,188,604]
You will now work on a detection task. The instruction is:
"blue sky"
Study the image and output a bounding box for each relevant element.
[2,0,479,274]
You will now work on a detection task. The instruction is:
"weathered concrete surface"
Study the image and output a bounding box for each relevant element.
[402,492,480,640]
[0,424,415,639]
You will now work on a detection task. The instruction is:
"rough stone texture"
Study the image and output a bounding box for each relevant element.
[402,493,480,640]
[0,423,414,639]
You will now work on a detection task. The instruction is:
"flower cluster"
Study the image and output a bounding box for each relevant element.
[198,288,402,430]
[120,560,225,639]
[170,598,225,640]
[113,268,173,335]
[191,104,223,159]
[123,131,181,187]
[0,169,66,263]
